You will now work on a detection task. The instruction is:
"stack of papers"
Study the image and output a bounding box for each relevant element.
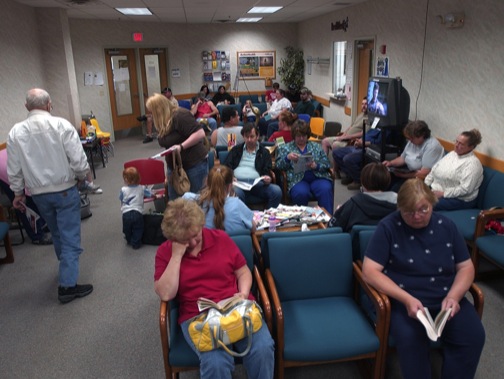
[254,204,330,230]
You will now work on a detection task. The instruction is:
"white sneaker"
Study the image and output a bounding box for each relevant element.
[80,181,103,194]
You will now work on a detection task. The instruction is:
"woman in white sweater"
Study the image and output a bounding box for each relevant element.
[424,129,483,210]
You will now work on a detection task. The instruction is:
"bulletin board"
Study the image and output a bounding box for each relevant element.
[237,51,276,79]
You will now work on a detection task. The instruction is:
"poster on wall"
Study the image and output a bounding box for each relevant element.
[376,56,389,77]
[237,51,276,79]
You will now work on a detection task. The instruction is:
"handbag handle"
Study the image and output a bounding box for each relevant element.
[172,148,183,169]
[213,316,254,358]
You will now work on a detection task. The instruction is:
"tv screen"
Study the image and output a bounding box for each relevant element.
[366,77,410,127]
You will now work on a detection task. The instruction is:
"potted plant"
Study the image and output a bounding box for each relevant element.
[277,46,304,90]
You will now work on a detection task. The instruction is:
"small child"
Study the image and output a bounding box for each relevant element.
[242,100,258,123]
[120,167,152,249]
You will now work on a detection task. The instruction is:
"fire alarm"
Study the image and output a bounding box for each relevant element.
[380,44,386,55]
[132,32,143,42]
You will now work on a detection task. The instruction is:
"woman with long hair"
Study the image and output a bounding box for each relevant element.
[183,166,255,233]
[268,110,297,143]
[146,93,208,199]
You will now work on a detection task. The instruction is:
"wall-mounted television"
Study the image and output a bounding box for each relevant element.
[366,77,410,127]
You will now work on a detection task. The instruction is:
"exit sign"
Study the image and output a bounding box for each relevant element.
[132,32,143,42]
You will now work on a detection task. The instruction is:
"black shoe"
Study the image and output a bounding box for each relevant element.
[137,115,147,122]
[32,233,53,245]
[341,177,353,185]
[58,284,93,304]
[143,135,153,143]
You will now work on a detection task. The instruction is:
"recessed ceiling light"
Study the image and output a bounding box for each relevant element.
[237,17,263,23]
[116,8,152,16]
[248,7,282,14]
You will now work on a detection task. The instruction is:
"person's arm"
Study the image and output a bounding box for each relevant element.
[442,259,474,317]
[176,128,205,152]
[362,257,424,318]
[383,156,405,167]
[234,264,252,299]
[205,101,219,118]
[210,129,218,147]
[154,242,187,301]
[190,101,200,116]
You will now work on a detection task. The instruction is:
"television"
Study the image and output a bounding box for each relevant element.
[366,77,410,127]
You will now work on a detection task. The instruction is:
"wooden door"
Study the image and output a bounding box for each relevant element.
[139,48,168,101]
[104,48,141,131]
[356,40,375,111]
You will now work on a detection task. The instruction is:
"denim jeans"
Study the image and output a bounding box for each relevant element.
[122,210,143,248]
[333,146,363,183]
[32,185,82,287]
[233,180,282,208]
[167,158,208,200]
[181,319,275,379]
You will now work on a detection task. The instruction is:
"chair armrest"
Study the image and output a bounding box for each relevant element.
[254,266,273,333]
[474,208,504,239]
[269,169,276,184]
[159,300,171,377]
[265,269,285,353]
[251,234,264,272]
[468,282,484,320]
[352,262,390,345]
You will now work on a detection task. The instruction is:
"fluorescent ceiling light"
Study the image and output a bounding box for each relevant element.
[116,8,152,16]
[237,17,263,23]
[248,7,282,14]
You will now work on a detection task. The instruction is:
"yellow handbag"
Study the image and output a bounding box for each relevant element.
[188,300,263,357]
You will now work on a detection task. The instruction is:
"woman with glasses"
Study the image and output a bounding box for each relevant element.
[424,129,483,211]
[362,178,485,379]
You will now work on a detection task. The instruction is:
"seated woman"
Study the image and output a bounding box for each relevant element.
[328,162,397,232]
[276,120,334,214]
[362,179,485,379]
[154,198,274,379]
[268,110,296,144]
[183,166,255,233]
[425,129,483,211]
[383,120,444,192]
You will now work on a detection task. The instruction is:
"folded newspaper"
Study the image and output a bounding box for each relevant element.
[293,154,313,174]
[233,177,264,191]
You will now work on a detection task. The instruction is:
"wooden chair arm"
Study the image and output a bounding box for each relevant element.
[474,207,504,239]
[254,266,273,333]
[159,300,171,379]
[468,282,484,320]
[251,234,263,272]
[265,269,284,353]
[269,169,276,184]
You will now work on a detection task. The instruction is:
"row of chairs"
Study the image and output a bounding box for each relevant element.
[159,226,485,379]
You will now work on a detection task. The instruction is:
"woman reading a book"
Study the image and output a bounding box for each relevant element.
[183,166,255,233]
[362,179,485,379]
[146,93,208,200]
[154,198,274,379]
[276,119,334,214]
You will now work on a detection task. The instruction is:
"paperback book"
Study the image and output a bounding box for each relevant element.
[197,294,243,312]
[416,307,452,342]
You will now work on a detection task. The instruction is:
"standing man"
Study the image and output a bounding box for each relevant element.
[7,88,93,304]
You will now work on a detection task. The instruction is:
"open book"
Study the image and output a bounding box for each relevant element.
[197,294,243,312]
[233,176,264,191]
[416,307,452,342]
[292,154,313,174]
[387,166,413,174]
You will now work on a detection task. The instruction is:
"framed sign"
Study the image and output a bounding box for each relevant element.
[237,51,276,79]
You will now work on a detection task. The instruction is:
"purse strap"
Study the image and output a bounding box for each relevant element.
[213,316,254,357]
[172,148,183,169]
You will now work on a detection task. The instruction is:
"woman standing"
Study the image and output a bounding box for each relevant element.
[425,129,483,211]
[146,93,208,200]
[276,120,334,214]
[362,179,485,379]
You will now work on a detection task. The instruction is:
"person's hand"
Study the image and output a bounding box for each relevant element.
[12,194,26,212]
[382,160,392,167]
[354,138,363,148]
[308,161,317,170]
[287,152,299,162]
[262,175,271,185]
[234,292,248,300]
[442,297,460,318]
[171,241,188,260]
[404,296,424,318]
[433,190,444,199]
[334,135,344,142]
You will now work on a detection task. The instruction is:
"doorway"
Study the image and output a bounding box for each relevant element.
[104,48,169,133]
[355,39,375,115]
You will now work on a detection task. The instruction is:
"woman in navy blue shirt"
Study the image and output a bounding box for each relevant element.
[362,178,485,379]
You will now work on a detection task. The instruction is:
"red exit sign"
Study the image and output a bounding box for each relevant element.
[132,32,143,42]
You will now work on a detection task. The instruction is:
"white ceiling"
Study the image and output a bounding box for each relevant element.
[12,0,367,24]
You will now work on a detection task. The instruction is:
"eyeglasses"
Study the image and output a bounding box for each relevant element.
[402,205,430,218]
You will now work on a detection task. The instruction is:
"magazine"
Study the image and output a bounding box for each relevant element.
[292,154,313,174]
[233,177,264,191]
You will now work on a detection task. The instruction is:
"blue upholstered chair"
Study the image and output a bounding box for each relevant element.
[177,100,191,110]
[0,204,14,265]
[296,113,311,124]
[158,233,271,379]
[263,233,388,379]
[438,167,504,252]
[350,225,378,261]
[472,207,504,275]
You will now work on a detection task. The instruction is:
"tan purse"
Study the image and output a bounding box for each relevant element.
[171,149,190,195]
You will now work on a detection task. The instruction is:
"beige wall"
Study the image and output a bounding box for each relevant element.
[1,0,503,161]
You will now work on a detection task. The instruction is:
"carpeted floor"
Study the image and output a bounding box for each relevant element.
[0,134,502,378]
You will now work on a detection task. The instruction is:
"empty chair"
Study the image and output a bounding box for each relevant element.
[90,118,114,158]
[472,207,504,276]
[264,233,387,378]
[297,113,311,124]
[324,121,342,137]
[178,100,191,110]
[308,117,325,142]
